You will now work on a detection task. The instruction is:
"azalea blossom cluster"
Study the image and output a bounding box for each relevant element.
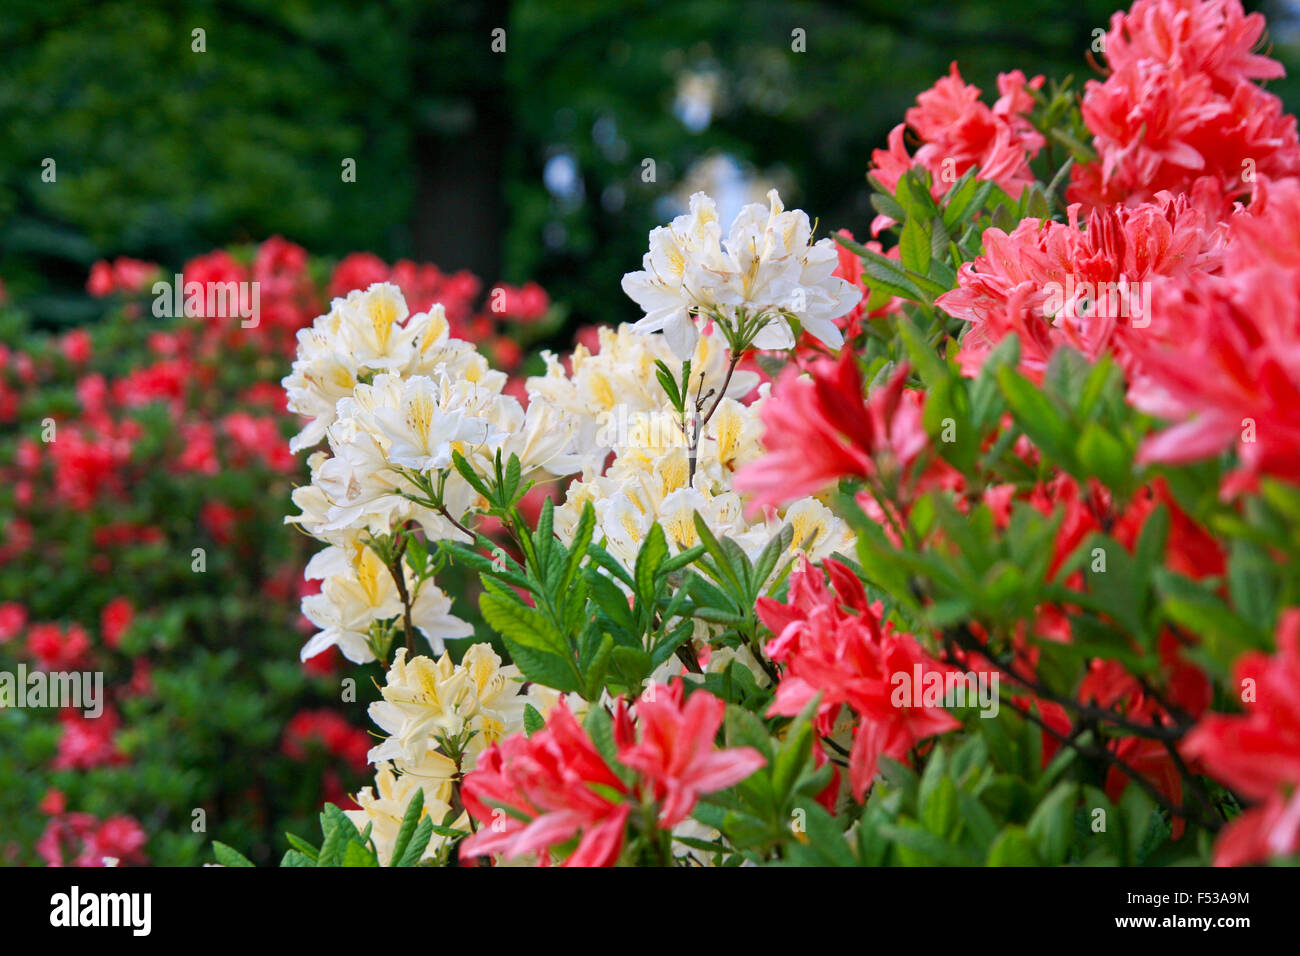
[936,191,1225,380]
[869,64,1046,231]
[459,682,763,866]
[532,321,854,577]
[235,0,1300,869]
[620,190,862,357]
[282,281,592,663]
[343,645,539,864]
[279,188,863,860]
[1,235,555,866]
[757,557,964,799]
[1069,0,1300,212]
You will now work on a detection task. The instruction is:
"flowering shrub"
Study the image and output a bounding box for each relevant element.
[0,238,555,865]
[204,0,1300,870]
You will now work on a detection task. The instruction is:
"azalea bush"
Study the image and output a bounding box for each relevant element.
[206,0,1300,870]
[0,239,556,865]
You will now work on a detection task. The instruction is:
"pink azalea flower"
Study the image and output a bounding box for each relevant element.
[734,353,925,509]
[759,558,962,799]
[1182,610,1300,865]
[868,64,1045,233]
[460,702,632,867]
[616,681,765,828]
[1131,177,1300,494]
[1069,0,1300,211]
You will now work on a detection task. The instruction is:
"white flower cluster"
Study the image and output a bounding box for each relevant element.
[346,645,578,864]
[282,282,595,664]
[620,189,862,358]
[530,328,853,576]
[279,191,857,866]
[525,318,758,469]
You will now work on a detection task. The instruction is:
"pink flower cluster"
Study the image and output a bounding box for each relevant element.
[936,190,1223,380]
[1129,176,1300,495]
[459,683,764,866]
[1183,611,1300,865]
[870,63,1045,233]
[757,558,963,799]
[1069,0,1300,213]
[37,790,147,867]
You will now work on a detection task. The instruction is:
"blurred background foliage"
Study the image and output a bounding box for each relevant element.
[3,0,1300,338]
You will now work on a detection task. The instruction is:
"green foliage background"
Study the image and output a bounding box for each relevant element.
[6,0,1298,333]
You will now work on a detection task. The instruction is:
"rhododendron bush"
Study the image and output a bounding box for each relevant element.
[8,0,1299,874]
[198,0,1300,870]
[0,240,556,865]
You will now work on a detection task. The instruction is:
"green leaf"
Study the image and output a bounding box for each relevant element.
[943,178,995,232]
[897,315,947,390]
[1227,539,1277,631]
[870,191,907,224]
[451,449,492,501]
[587,543,635,588]
[752,524,794,590]
[503,453,523,502]
[344,840,379,867]
[582,633,615,700]
[388,789,425,867]
[212,841,255,868]
[1120,786,1156,865]
[654,359,681,409]
[660,543,706,576]
[396,816,435,867]
[1076,422,1131,492]
[834,234,926,301]
[1027,782,1078,866]
[317,804,363,867]
[899,216,931,275]
[882,821,979,866]
[921,776,960,839]
[1156,569,1266,676]
[997,365,1075,466]
[480,591,564,655]
[283,832,319,862]
[633,523,669,604]
[987,826,1041,866]
[692,512,745,596]
[523,704,546,736]
[562,501,597,593]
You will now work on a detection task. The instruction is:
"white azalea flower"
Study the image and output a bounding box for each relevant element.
[369,375,499,472]
[300,542,402,663]
[621,189,861,358]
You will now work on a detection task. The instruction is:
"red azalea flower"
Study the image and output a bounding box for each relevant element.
[615,681,765,828]
[734,354,925,510]
[59,329,93,365]
[869,64,1044,233]
[27,623,92,670]
[328,252,391,299]
[460,702,632,866]
[100,598,134,650]
[53,708,126,771]
[77,815,148,867]
[1069,0,1300,211]
[759,557,963,798]
[0,602,26,643]
[1131,178,1300,495]
[1182,610,1300,865]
